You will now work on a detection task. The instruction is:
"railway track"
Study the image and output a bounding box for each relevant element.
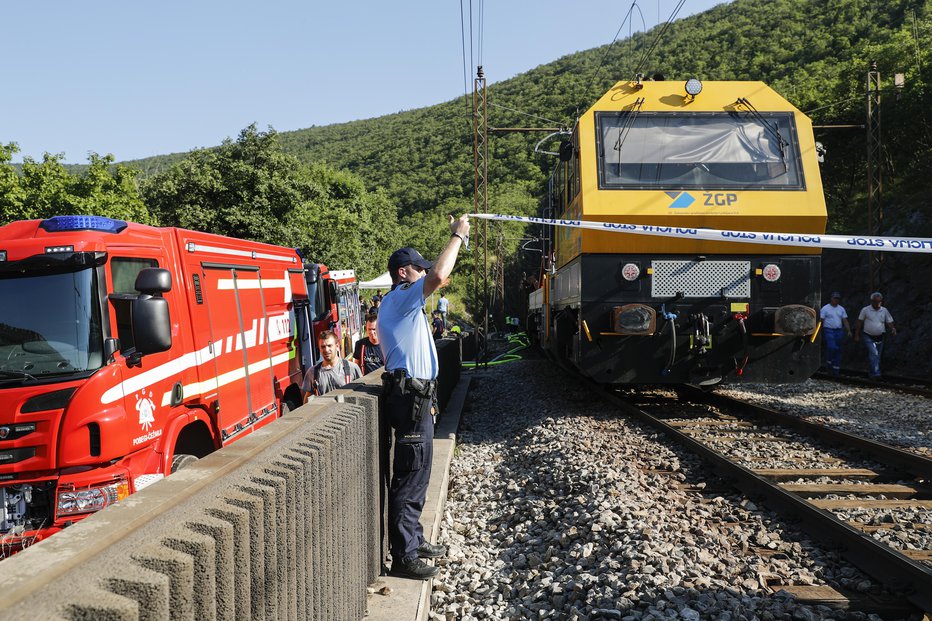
[813,370,932,399]
[605,384,932,615]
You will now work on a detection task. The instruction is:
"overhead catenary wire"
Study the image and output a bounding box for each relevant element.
[803,96,863,116]
[478,0,485,68]
[585,1,641,101]
[459,0,471,120]
[488,101,564,127]
[633,0,686,77]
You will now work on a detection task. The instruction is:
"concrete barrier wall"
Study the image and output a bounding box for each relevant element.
[0,378,383,621]
[435,338,462,413]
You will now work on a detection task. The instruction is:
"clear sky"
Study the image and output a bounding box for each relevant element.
[3,0,730,163]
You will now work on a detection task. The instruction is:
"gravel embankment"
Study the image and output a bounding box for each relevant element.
[718,380,932,458]
[432,361,906,621]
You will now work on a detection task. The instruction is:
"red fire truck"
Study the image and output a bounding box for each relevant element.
[0,215,316,552]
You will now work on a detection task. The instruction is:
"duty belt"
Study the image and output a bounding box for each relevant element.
[382,369,437,423]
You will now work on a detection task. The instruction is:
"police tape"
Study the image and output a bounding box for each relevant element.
[468,213,932,254]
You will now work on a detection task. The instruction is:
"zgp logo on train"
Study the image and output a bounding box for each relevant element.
[666,192,739,208]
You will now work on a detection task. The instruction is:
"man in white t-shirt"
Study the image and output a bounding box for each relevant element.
[819,292,851,376]
[854,292,896,378]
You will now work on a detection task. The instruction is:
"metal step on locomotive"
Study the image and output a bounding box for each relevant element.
[529,77,826,385]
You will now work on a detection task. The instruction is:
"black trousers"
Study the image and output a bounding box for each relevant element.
[383,386,434,563]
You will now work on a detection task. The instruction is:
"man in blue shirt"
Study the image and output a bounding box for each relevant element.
[437,292,450,327]
[378,214,469,580]
[819,292,851,376]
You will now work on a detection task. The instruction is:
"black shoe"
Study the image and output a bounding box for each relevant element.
[417,541,447,559]
[390,557,439,580]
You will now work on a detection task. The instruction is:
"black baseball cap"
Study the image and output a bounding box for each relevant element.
[388,247,433,272]
[831,291,841,299]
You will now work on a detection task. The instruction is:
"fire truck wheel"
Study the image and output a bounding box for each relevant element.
[281,396,301,416]
[171,453,199,473]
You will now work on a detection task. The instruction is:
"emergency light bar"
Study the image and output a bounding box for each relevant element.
[40,215,128,234]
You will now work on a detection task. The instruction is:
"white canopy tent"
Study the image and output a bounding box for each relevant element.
[358,271,439,312]
[358,271,392,289]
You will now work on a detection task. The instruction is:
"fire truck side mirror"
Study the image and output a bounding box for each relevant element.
[135,268,172,294]
[132,295,172,355]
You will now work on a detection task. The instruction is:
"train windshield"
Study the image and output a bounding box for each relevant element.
[596,112,804,190]
[0,267,104,382]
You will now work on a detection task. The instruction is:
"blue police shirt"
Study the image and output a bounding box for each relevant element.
[377,278,438,380]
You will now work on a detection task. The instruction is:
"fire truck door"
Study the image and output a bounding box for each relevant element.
[200,265,276,443]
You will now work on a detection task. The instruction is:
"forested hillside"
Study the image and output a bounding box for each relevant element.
[127,0,932,254]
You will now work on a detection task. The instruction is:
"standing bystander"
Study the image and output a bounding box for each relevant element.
[819,292,851,376]
[354,314,385,375]
[854,292,896,378]
[437,292,450,327]
[302,330,362,401]
[378,214,470,580]
[431,311,445,340]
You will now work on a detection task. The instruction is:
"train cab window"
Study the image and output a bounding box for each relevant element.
[596,112,804,190]
[109,257,159,352]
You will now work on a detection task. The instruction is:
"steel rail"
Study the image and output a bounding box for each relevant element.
[682,385,932,479]
[600,387,932,614]
[813,371,932,399]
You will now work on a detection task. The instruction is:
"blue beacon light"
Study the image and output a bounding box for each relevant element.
[40,215,129,234]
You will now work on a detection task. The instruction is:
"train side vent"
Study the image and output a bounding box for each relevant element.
[774,305,817,336]
[613,304,657,335]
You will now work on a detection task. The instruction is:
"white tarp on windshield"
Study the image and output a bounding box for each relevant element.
[605,119,782,165]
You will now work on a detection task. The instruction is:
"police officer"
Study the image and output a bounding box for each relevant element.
[378,214,470,580]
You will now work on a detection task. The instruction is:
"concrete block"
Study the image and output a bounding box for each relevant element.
[104,564,172,621]
[62,588,140,621]
[236,482,279,621]
[164,528,217,621]
[204,502,252,621]
[262,465,298,621]
[183,513,236,621]
[130,542,196,621]
[222,491,265,621]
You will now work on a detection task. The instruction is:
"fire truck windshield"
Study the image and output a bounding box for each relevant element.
[0,267,104,382]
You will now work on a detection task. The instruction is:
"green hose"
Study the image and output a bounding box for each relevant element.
[462,332,529,367]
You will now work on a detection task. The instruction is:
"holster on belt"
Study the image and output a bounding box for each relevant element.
[381,369,436,423]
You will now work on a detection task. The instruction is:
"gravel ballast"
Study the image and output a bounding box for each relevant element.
[432,360,916,621]
[718,380,932,458]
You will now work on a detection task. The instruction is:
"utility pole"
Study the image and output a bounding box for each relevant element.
[493,225,506,332]
[866,61,883,291]
[473,66,489,363]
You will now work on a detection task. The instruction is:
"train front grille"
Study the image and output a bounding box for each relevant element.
[651,260,751,298]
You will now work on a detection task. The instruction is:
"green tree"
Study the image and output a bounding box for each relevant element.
[0,148,153,225]
[141,125,402,280]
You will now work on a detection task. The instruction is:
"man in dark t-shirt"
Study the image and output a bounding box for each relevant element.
[353,314,385,375]
[431,311,445,340]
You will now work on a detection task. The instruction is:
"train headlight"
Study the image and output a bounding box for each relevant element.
[761,264,781,282]
[621,263,640,281]
[684,78,703,97]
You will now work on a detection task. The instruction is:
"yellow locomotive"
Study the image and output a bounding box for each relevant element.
[529,78,827,384]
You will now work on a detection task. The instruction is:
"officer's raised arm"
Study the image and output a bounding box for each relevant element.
[423,214,470,297]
